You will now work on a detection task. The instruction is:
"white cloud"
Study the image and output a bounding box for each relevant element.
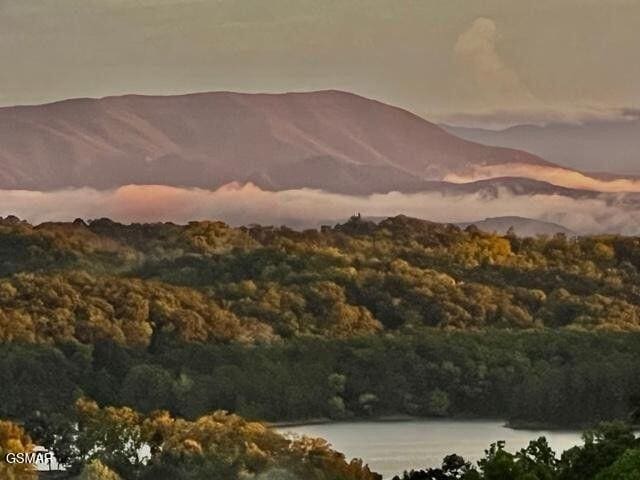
[453,17,539,109]
[444,164,640,193]
[433,104,640,129]
[3,183,640,235]
[448,18,640,129]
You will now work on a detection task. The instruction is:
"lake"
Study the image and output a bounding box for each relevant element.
[281,419,583,479]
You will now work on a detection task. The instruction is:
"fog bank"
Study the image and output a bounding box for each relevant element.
[445,164,640,193]
[2,183,640,235]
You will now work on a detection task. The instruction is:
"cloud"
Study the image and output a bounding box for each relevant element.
[444,163,640,193]
[3,183,640,235]
[454,18,538,109]
[434,104,640,129]
[448,18,640,129]
[621,108,640,120]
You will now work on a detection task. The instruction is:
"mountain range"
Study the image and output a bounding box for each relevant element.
[458,216,575,237]
[442,117,640,176]
[2,90,640,235]
[0,90,558,194]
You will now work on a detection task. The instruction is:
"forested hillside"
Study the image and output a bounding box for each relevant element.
[1,399,380,480]
[3,214,640,478]
[2,213,640,345]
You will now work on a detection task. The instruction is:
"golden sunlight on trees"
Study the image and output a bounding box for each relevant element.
[66,399,381,480]
[3,215,640,347]
[0,420,37,480]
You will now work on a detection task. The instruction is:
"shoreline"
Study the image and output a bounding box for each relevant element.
[269,414,427,428]
[269,415,595,432]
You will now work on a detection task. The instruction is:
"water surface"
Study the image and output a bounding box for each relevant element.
[282,419,582,479]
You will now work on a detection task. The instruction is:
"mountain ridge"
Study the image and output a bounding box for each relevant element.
[442,119,640,176]
[458,215,575,237]
[0,90,553,193]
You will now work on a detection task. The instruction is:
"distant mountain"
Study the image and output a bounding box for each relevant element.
[433,176,599,199]
[361,213,575,237]
[459,216,575,237]
[0,90,554,193]
[442,118,640,176]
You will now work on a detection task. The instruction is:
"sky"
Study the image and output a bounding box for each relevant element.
[1,0,639,126]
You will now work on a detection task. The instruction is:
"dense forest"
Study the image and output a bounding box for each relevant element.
[3,213,640,478]
[3,404,639,480]
[1,399,380,480]
[394,422,640,480]
[3,213,640,342]
[3,332,640,430]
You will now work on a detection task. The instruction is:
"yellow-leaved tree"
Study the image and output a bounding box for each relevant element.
[0,419,37,480]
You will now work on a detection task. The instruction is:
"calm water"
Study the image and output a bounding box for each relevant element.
[281,420,583,479]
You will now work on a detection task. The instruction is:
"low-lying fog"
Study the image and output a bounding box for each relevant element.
[2,182,640,235]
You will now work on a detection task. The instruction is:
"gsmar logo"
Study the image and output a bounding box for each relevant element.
[4,450,54,464]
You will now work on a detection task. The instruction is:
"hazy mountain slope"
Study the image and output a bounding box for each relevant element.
[437,176,599,198]
[443,119,640,176]
[364,214,574,237]
[458,216,575,237]
[0,90,552,192]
